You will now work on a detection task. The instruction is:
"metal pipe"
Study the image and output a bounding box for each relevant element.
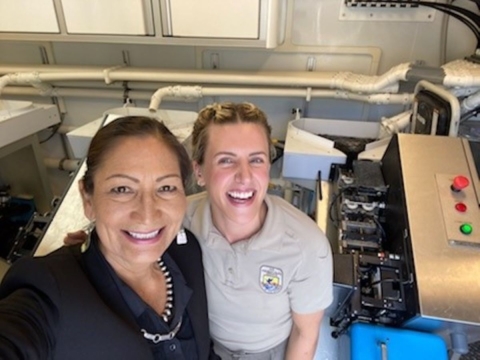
[16,58,480,93]
[44,157,81,172]
[460,89,480,113]
[3,85,414,105]
[378,111,412,138]
[0,62,412,94]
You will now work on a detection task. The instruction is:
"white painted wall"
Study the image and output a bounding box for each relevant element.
[0,0,477,196]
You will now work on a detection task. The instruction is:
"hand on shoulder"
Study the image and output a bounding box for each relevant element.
[63,230,88,246]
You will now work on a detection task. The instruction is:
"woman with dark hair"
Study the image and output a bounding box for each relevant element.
[0,116,218,360]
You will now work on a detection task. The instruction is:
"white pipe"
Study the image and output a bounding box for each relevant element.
[443,59,480,88]
[0,73,37,95]
[0,72,104,95]
[3,85,415,105]
[31,81,53,95]
[202,87,307,97]
[69,66,411,92]
[329,91,413,105]
[6,59,480,94]
[44,158,81,172]
[460,89,480,113]
[378,111,412,138]
[0,62,412,95]
[450,86,480,98]
[149,86,202,112]
[330,62,410,93]
[0,65,106,73]
[2,86,156,100]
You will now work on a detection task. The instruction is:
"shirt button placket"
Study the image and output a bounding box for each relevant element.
[225,252,236,286]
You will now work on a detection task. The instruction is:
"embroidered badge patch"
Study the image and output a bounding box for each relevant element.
[259,265,283,294]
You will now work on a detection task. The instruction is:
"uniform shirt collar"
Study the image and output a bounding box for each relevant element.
[187,192,287,251]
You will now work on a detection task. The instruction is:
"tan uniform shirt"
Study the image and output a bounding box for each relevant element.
[184,192,333,353]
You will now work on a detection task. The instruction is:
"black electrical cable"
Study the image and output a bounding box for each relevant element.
[417,2,480,43]
[427,3,480,38]
[368,0,480,48]
[369,278,398,287]
[427,2,480,27]
[39,123,61,144]
[461,105,480,122]
[328,187,351,227]
[376,0,480,27]
[462,0,480,8]
[328,190,342,226]
[370,277,413,287]
[458,0,480,6]
[428,6,480,44]
[372,216,386,240]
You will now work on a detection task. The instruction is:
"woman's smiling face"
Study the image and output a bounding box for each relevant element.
[80,135,187,269]
[194,122,270,228]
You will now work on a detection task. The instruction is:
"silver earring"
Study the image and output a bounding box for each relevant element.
[176,228,187,245]
[81,221,95,253]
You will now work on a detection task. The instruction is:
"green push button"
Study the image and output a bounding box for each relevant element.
[460,223,473,235]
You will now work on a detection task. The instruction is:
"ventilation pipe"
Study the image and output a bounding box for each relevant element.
[0,62,413,96]
[378,111,412,138]
[44,158,81,172]
[149,86,202,112]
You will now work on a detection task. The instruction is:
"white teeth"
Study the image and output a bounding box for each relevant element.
[128,229,159,239]
[228,191,254,199]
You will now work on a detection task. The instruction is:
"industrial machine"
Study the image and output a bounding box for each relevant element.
[0,100,60,264]
[330,159,412,337]
[329,133,480,351]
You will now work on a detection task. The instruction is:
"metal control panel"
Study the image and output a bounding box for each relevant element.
[436,174,480,248]
[381,134,480,329]
[330,133,480,339]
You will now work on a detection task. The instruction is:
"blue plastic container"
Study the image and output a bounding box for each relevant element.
[350,323,448,360]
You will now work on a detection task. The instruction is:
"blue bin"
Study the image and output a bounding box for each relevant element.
[350,323,448,360]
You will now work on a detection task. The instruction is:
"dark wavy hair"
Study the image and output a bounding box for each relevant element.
[82,116,192,194]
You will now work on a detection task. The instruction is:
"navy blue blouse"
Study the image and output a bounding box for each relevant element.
[89,235,199,360]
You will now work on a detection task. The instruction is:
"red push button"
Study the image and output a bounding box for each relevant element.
[455,203,467,212]
[451,176,469,192]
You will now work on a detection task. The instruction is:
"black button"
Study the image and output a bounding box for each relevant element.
[169,344,176,352]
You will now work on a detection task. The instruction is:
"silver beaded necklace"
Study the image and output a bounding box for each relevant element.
[158,258,174,323]
[140,258,178,344]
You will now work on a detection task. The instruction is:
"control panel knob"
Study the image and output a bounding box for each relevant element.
[451,175,469,192]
